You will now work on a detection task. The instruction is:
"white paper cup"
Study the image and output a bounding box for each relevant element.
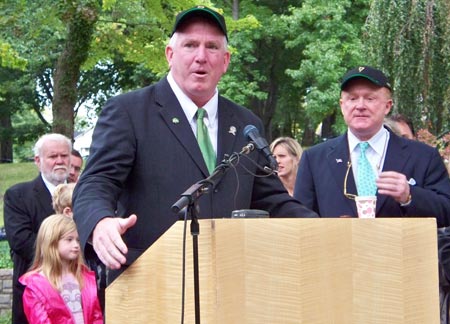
[355,196,377,218]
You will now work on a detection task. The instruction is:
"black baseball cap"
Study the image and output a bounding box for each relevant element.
[171,6,228,41]
[341,66,392,91]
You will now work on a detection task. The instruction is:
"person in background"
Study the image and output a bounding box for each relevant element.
[68,149,83,183]
[294,66,450,225]
[52,183,76,217]
[270,137,303,196]
[4,133,71,324]
[384,113,415,139]
[19,214,103,323]
[53,181,107,314]
[73,5,317,285]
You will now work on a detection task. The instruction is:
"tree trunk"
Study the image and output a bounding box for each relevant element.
[52,4,98,139]
[321,112,336,141]
[232,0,239,20]
[0,113,13,163]
[301,124,316,147]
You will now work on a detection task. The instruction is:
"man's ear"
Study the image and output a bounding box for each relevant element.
[165,46,174,67]
[385,99,393,116]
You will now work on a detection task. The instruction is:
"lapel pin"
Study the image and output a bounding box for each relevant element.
[229,126,236,136]
[408,178,416,186]
[336,158,343,163]
[172,117,179,124]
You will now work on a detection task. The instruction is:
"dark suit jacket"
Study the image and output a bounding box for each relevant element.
[294,129,450,227]
[73,77,317,268]
[4,174,55,324]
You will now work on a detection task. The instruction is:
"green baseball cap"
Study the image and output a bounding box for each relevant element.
[341,66,392,91]
[171,6,228,41]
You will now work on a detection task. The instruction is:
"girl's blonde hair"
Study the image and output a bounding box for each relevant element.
[30,214,85,291]
[52,183,76,214]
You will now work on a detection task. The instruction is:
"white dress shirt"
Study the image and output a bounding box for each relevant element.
[41,173,61,196]
[348,126,390,180]
[167,72,218,155]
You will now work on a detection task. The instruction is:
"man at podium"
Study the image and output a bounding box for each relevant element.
[72,6,317,285]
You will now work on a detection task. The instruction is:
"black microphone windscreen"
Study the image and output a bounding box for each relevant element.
[243,124,258,139]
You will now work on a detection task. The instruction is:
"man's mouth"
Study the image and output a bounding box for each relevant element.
[193,70,207,76]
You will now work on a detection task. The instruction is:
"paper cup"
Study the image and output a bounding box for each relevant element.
[355,196,377,218]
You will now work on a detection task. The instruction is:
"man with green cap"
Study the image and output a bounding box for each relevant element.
[73,6,317,284]
[294,66,450,224]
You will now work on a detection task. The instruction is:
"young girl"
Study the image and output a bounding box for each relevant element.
[52,183,76,216]
[19,214,103,324]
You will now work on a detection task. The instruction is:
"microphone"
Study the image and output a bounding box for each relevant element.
[243,125,278,171]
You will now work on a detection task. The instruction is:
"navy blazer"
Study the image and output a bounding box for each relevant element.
[294,129,450,227]
[73,77,317,266]
[4,174,55,324]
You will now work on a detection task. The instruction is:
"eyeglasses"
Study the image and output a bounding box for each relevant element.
[344,161,357,200]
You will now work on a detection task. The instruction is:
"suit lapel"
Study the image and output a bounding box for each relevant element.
[376,132,410,211]
[216,97,241,163]
[33,175,54,215]
[155,78,213,176]
[327,135,358,216]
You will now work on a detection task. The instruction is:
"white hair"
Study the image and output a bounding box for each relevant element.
[33,133,72,157]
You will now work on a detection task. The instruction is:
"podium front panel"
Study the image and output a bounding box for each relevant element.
[106,218,439,324]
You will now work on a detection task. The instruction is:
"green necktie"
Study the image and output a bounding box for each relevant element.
[357,142,377,196]
[196,108,216,174]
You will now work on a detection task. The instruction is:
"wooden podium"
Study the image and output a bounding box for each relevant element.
[105,218,439,323]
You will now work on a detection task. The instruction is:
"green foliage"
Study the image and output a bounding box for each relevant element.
[86,0,210,75]
[2,0,369,147]
[0,241,13,269]
[219,2,313,140]
[282,0,370,139]
[1,0,449,151]
[0,42,27,70]
[365,0,450,135]
[0,310,11,324]
[0,0,224,144]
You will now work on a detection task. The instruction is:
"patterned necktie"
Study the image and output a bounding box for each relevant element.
[357,142,377,196]
[196,108,216,174]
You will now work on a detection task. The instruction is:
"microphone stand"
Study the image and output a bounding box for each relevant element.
[171,143,255,324]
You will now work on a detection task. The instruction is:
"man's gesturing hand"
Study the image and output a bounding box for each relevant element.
[92,214,137,269]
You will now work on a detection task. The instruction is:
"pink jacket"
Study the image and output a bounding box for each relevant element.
[19,267,103,324]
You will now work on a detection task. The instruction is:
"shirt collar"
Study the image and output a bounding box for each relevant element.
[167,72,218,125]
[348,126,389,155]
[40,173,62,196]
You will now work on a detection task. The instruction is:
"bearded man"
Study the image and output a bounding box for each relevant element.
[4,133,71,324]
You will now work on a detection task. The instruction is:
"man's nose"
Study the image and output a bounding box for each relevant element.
[195,46,207,61]
[355,97,367,107]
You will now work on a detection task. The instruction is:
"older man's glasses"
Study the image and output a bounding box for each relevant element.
[344,161,357,200]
